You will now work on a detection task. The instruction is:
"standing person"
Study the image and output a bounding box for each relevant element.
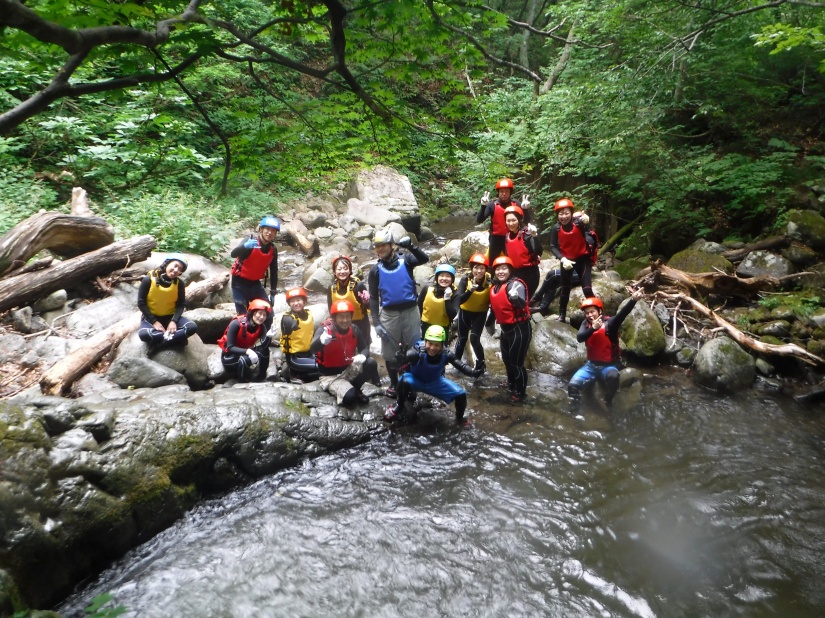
[488,256,532,403]
[230,215,280,324]
[476,178,531,261]
[311,299,379,407]
[568,289,644,410]
[218,298,272,382]
[368,228,429,397]
[530,268,582,316]
[280,286,318,383]
[327,255,372,348]
[137,253,198,351]
[503,204,542,299]
[417,263,458,339]
[384,325,483,426]
[548,198,595,323]
[454,253,491,375]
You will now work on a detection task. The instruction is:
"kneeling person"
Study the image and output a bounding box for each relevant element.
[385,325,482,425]
[219,299,272,382]
[311,300,379,406]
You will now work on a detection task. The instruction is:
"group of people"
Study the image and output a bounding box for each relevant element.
[136,180,643,424]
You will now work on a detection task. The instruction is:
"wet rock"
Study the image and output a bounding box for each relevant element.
[689,239,727,254]
[667,249,734,274]
[526,320,586,375]
[149,335,212,390]
[675,346,697,367]
[71,373,118,398]
[76,408,116,443]
[736,250,794,278]
[652,302,670,326]
[693,336,755,392]
[759,320,791,337]
[755,358,775,376]
[781,242,818,267]
[107,356,188,389]
[620,299,666,360]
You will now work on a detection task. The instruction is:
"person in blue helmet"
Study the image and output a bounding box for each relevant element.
[417,263,459,340]
[384,325,483,426]
[137,253,198,351]
[230,215,280,325]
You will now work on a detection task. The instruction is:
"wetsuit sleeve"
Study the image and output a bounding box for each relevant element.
[225,320,248,354]
[446,350,475,377]
[326,285,333,310]
[171,281,186,323]
[230,239,253,259]
[137,275,156,323]
[476,201,494,224]
[268,245,278,293]
[354,324,370,356]
[577,321,596,343]
[405,244,429,267]
[456,276,472,304]
[281,314,298,335]
[368,266,381,325]
[445,287,459,322]
[525,231,542,258]
[605,298,638,338]
[549,224,562,259]
[417,285,428,314]
[507,280,528,309]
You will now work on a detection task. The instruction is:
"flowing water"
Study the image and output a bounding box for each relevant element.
[59,373,825,617]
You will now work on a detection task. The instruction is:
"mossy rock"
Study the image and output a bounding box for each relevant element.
[807,339,825,358]
[614,257,650,281]
[667,249,734,274]
[786,209,825,251]
[759,335,784,345]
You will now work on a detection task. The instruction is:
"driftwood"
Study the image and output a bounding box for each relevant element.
[0,235,156,313]
[281,220,320,258]
[0,211,115,277]
[39,272,230,396]
[70,187,93,217]
[721,235,789,263]
[656,291,825,366]
[7,256,54,277]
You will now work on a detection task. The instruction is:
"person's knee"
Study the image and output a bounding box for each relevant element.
[341,387,358,407]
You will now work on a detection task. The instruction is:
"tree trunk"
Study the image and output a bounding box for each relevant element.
[0,235,156,313]
[184,272,230,306]
[0,211,115,277]
[281,220,320,258]
[720,236,789,263]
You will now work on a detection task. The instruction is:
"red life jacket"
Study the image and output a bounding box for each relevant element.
[231,243,275,281]
[491,201,509,236]
[586,320,619,363]
[489,279,531,324]
[316,319,359,370]
[557,224,588,260]
[217,316,262,352]
[505,230,540,268]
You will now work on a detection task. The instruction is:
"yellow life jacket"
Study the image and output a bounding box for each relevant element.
[280,310,314,354]
[420,285,453,327]
[329,279,367,321]
[146,272,180,317]
[459,274,491,313]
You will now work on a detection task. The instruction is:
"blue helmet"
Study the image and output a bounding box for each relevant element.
[259,216,281,231]
[163,253,188,272]
[434,263,456,280]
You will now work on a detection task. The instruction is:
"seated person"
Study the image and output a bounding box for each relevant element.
[137,253,198,351]
[218,299,272,382]
[385,325,482,426]
[310,299,379,406]
[280,287,319,382]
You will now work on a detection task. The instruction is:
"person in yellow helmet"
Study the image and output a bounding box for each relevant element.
[137,254,198,352]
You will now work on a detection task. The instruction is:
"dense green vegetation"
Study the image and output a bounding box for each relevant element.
[1,0,823,258]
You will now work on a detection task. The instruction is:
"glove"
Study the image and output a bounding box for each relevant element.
[357,289,370,304]
[576,213,590,225]
[527,223,538,234]
[246,349,259,365]
[481,191,490,205]
[443,287,453,300]
[375,323,390,341]
[243,238,260,249]
[508,288,520,300]
[351,354,366,365]
[319,330,333,345]
[561,257,574,270]
[266,325,279,339]
[521,194,530,209]
[396,236,412,249]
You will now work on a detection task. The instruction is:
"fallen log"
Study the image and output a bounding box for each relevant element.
[39,272,228,395]
[0,235,156,313]
[721,236,789,263]
[599,214,644,255]
[656,291,825,366]
[0,211,115,277]
[281,220,319,258]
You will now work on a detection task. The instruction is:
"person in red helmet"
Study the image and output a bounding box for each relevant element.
[568,288,644,411]
[454,253,492,375]
[488,255,532,403]
[218,298,272,382]
[311,299,379,407]
[503,204,542,298]
[476,178,532,262]
[548,197,596,323]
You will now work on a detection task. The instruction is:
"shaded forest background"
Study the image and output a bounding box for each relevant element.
[1,0,823,260]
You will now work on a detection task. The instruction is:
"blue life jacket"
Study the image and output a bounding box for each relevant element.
[409,343,449,383]
[377,256,417,307]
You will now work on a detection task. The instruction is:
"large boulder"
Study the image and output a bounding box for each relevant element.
[347,166,420,235]
[619,299,666,360]
[692,336,755,392]
[460,231,489,263]
[182,307,235,344]
[107,356,188,389]
[346,199,401,229]
[735,250,794,278]
[786,209,825,252]
[150,335,213,389]
[63,286,135,338]
[667,249,734,275]
[526,319,586,375]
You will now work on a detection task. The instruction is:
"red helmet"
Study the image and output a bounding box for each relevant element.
[468,253,488,267]
[503,205,524,219]
[580,296,603,311]
[491,256,514,269]
[554,198,575,211]
[330,299,355,315]
[331,255,352,271]
[495,178,514,190]
[286,287,307,300]
[247,299,272,314]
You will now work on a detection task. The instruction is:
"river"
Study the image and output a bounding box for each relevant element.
[59,372,825,617]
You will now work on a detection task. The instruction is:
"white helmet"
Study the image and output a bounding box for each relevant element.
[373,228,394,245]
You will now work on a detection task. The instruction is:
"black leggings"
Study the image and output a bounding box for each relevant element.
[454,309,486,364]
[138,316,198,348]
[499,321,531,396]
[222,341,271,382]
[558,257,594,318]
[286,352,319,382]
[533,268,581,307]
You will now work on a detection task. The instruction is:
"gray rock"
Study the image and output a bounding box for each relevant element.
[759,320,791,337]
[298,211,328,229]
[689,239,727,254]
[620,299,666,359]
[346,198,401,228]
[108,356,188,388]
[736,250,794,278]
[652,302,670,326]
[314,226,333,239]
[693,336,755,392]
[668,249,734,274]
[348,166,420,235]
[781,242,818,267]
[460,231,489,262]
[207,348,228,382]
[150,335,212,389]
[675,346,697,367]
[72,373,118,398]
[182,307,235,344]
[64,295,134,338]
[786,209,825,251]
[33,289,67,313]
[526,320,586,375]
[11,307,32,333]
[755,358,774,376]
[41,405,76,436]
[0,333,27,363]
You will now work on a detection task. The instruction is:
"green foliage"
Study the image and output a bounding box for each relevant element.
[754,24,825,72]
[84,593,127,617]
[758,293,822,317]
[0,163,61,234]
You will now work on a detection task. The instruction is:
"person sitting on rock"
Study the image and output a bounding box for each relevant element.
[454,253,492,376]
[137,253,198,352]
[280,286,319,383]
[327,255,371,348]
[417,263,459,340]
[311,299,379,407]
[568,288,644,411]
[384,325,482,426]
[230,215,280,327]
[219,298,272,382]
[530,268,582,317]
